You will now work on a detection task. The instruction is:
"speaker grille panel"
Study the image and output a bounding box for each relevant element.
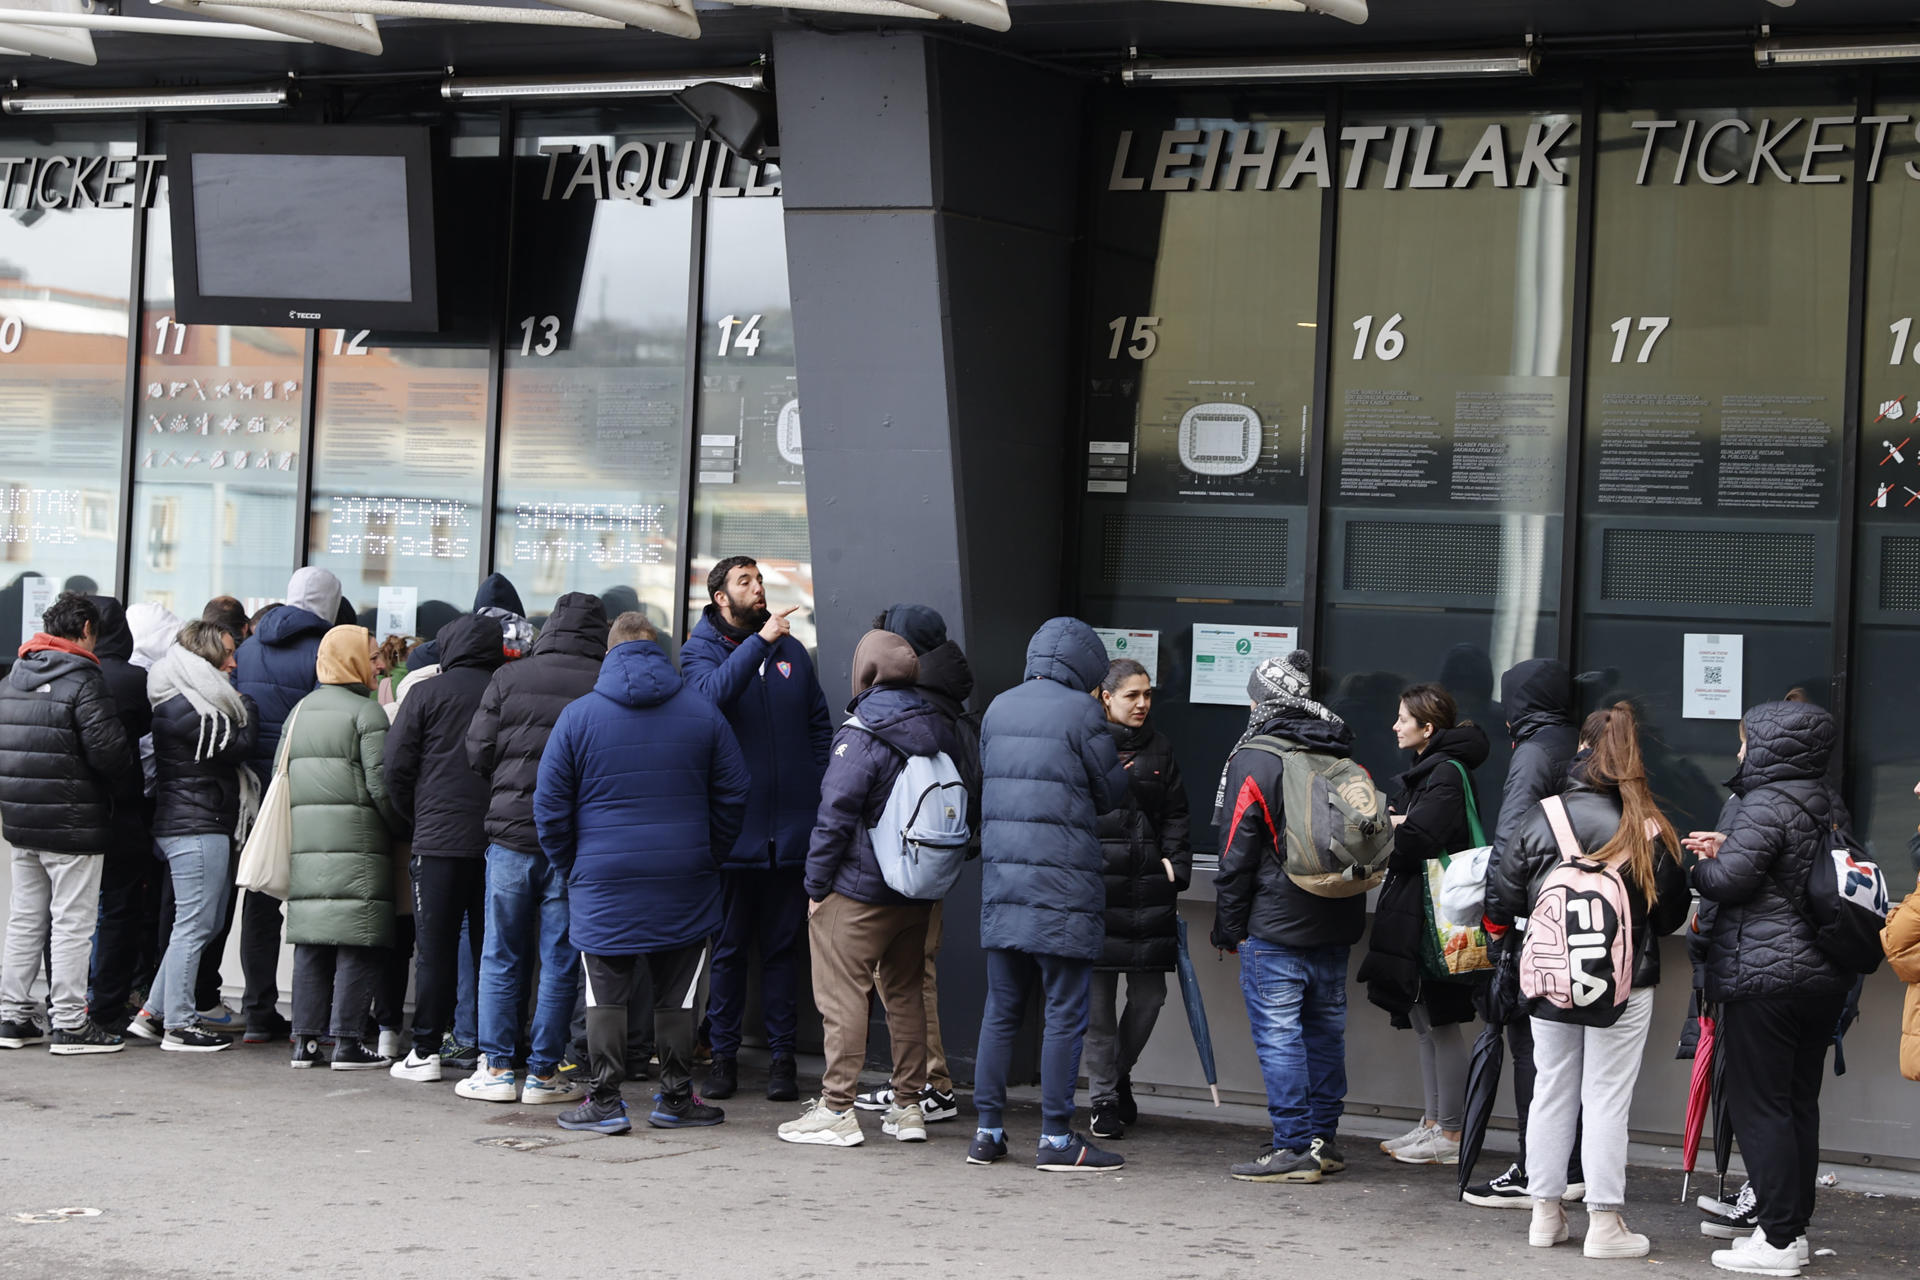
[1343,520,1503,595]
[707,512,812,564]
[1881,535,1920,612]
[1100,513,1287,587]
[1601,527,1814,608]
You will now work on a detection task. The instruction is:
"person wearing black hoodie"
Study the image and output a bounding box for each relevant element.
[1358,681,1489,1168]
[84,595,159,1032]
[1465,658,1584,1208]
[851,603,981,1124]
[384,613,506,1084]
[459,592,609,1105]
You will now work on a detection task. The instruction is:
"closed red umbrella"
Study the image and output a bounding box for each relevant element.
[1680,1010,1716,1199]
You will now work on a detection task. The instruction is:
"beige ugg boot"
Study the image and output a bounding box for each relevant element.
[1583,1209,1650,1259]
[1529,1198,1569,1247]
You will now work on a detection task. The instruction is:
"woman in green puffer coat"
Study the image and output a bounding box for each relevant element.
[283,623,401,1071]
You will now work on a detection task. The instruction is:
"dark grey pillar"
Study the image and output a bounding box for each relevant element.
[775,30,1086,1084]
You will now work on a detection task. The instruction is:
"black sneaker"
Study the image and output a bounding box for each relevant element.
[438,1034,480,1072]
[1230,1145,1323,1183]
[1462,1161,1529,1207]
[649,1092,725,1129]
[330,1038,390,1071]
[1310,1136,1346,1174]
[766,1055,799,1102]
[243,1012,292,1045]
[290,1036,325,1069]
[920,1087,960,1123]
[966,1131,1008,1165]
[1089,1105,1126,1140]
[1036,1132,1124,1172]
[702,1056,738,1100]
[1701,1182,1761,1240]
[558,1096,632,1134]
[161,1022,232,1053]
[0,1018,49,1049]
[854,1084,897,1112]
[49,1019,125,1055]
[1117,1072,1139,1126]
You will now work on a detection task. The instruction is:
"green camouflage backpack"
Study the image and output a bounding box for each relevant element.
[1238,735,1393,898]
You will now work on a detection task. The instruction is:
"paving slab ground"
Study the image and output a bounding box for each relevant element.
[0,1042,1913,1280]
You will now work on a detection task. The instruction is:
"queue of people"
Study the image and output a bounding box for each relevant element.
[0,567,1916,1278]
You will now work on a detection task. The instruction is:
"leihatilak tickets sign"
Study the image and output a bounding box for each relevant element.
[1105,114,1920,192]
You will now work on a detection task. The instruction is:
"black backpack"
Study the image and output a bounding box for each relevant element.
[1780,791,1889,977]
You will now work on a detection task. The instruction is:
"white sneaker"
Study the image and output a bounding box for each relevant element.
[520,1070,586,1105]
[389,1048,442,1082]
[883,1101,928,1142]
[1379,1120,1433,1155]
[453,1056,517,1102]
[377,1029,406,1060]
[1391,1129,1460,1165]
[777,1099,864,1147]
[1712,1229,1803,1277]
[1564,1181,1588,1202]
[195,1001,241,1028]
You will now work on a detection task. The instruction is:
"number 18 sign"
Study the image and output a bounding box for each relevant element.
[1682,633,1743,721]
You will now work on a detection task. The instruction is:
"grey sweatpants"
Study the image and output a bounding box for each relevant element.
[1408,1002,1467,1131]
[0,847,105,1031]
[1525,987,1655,1213]
[1086,969,1168,1108]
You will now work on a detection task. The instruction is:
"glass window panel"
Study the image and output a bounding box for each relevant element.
[1853,98,1920,897]
[307,122,500,636]
[1076,104,1324,846]
[494,114,696,638]
[129,137,302,618]
[687,190,808,647]
[1577,93,1850,836]
[1320,105,1580,812]
[0,127,135,640]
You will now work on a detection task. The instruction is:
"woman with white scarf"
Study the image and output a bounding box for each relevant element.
[128,620,260,1052]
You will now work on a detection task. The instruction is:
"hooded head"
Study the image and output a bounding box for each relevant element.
[87,595,133,664]
[437,612,508,674]
[316,624,375,689]
[876,604,947,657]
[286,567,343,626]
[1738,700,1836,786]
[126,601,183,670]
[852,629,919,698]
[532,592,610,659]
[1021,617,1110,693]
[474,573,526,619]
[1500,658,1575,739]
[594,638,681,709]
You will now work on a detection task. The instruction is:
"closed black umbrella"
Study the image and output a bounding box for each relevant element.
[1456,1020,1507,1199]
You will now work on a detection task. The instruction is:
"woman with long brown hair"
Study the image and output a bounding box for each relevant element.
[1491,701,1689,1260]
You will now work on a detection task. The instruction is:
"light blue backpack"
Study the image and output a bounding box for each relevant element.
[849,715,971,900]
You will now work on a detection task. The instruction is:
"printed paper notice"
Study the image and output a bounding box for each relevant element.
[1683,633,1743,720]
[1191,624,1298,706]
[377,586,419,640]
[18,577,54,646]
[1093,628,1159,677]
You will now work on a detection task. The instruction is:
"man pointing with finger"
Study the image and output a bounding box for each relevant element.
[683,556,832,1105]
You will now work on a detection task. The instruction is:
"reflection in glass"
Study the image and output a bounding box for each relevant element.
[688,193,810,648]
[0,128,135,635]
[494,119,696,639]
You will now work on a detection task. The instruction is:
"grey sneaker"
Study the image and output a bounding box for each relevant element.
[1379,1120,1433,1154]
[1230,1145,1323,1183]
[777,1099,864,1147]
[883,1101,928,1142]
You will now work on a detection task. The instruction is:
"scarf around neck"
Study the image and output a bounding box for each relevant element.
[147,644,261,841]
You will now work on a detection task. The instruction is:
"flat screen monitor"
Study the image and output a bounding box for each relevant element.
[168,124,439,332]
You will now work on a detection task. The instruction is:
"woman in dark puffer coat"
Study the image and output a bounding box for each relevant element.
[1688,701,1856,1275]
[1086,658,1190,1141]
[1358,682,1487,1167]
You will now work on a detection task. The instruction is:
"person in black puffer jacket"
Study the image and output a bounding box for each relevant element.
[85,595,161,1031]
[1688,701,1855,1271]
[1358,682,1487,1168]
[1490,702,1687,1259]
[1085,657,1190,1141]
[385,612,506,1083]
[461,592,608,1100]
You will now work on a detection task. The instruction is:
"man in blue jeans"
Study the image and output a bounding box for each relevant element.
[967,618,1130,1172]
[1211,650,1369,1184]
[458,592,609,1105]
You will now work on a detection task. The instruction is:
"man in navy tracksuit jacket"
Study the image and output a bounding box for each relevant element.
[680,555,831,1103]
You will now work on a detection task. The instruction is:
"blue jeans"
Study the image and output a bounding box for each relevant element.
[149,834,232,1030]
[1239,938,1350,1153]
[971,948,1093,1136]
[478,844,577,1076]
[707,867,806,1059]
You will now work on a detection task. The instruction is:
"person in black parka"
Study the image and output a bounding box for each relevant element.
[384,612,506,1083]
[1358,682,1487,1168]
[85,595,160,1030]
[1085,657,1190,1141]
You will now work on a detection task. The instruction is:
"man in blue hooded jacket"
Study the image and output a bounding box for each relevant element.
[534,613,750,1135]
[967,617,1130,1172]
[680,555,831,1103]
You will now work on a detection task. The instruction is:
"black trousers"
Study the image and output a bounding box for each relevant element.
[1720,992,1846,1249]
[194,833,285,1026]
[580,944,705,1105]
[373,913,416,1031]
[91,834,159,1018]
[571,964,654,1066]
[411,855,485,1044]
[292,943,385,1040]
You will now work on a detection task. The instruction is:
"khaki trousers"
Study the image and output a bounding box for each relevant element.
[811,893,931,1112]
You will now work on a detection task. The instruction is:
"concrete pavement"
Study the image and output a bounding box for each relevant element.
[0,1041,1913,1280]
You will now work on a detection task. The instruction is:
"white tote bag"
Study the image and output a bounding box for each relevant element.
[235,703,301,901]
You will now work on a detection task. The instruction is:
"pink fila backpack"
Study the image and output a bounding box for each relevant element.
[1518,795,1634,1027]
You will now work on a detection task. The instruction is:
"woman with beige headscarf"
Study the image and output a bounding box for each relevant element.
[280,625,401,1071]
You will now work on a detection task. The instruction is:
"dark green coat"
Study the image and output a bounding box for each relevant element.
[284,682,400,948]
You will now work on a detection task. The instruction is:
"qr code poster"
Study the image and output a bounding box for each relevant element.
[1683,633,1744,721]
